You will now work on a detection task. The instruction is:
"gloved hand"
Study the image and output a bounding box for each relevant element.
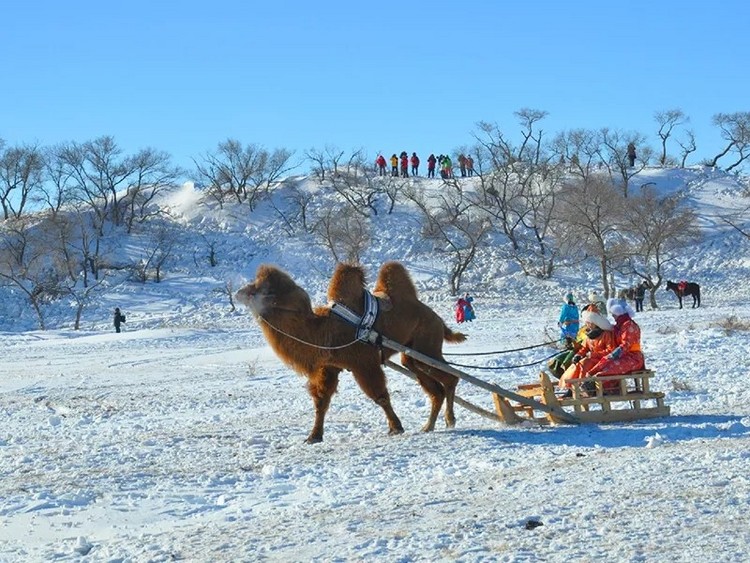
[607,347,622,360]
[572,354,582,364]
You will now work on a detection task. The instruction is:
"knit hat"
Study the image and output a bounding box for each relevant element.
[588,291,601,303]
[581,310,613,330]
[564,292,575,303]
[608,298,636,318]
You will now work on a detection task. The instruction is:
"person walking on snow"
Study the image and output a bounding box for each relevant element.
[455,293,475,323]
[390,154,399,177]
[113,307,126,333]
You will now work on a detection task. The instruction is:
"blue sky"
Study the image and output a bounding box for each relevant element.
[3,0,749,177]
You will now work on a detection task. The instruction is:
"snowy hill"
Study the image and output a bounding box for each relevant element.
[2,166,750,561]
[1,165,749,333]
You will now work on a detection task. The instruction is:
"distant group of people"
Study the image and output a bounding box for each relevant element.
[375,153,475,179]
[551,290,644,396]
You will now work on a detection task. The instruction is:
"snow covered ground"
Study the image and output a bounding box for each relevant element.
[2,300,750,562]
[2,166,750,561]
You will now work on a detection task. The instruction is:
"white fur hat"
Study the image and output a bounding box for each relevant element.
[581,310,613,330]
[588,291,601,302]
[608,298,636,318]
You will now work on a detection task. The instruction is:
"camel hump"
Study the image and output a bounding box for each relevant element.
[328,262,367,303]
[444,324,467,343]
[373,261,418,302]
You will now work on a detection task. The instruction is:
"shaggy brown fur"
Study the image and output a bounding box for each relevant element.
[328,261,466,433]
[236,262,466,443]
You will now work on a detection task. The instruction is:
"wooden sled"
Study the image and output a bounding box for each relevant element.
[355,324,668,427]
[503,370,670,425]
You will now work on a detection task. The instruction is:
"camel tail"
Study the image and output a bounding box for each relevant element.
[444,324,467,343]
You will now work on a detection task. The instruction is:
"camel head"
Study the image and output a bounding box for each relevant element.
[236,264,313,318]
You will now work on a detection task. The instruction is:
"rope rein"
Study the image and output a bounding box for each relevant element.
[443,339,559,356]
[258,315,361,350]
[446,351,561,371]
[258,294,561,372]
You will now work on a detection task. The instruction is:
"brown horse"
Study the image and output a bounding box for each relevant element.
[666,280,701,309]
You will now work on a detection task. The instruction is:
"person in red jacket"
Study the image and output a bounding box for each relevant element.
[375,154,387,176]
[410,152,420,176]
[399,151,409,177]
[588,298,645,392]
[427,154,437,178]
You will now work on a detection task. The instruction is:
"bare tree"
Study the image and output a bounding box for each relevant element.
[706,112,750,171]
[514,108,550,166]
[133,224,180,283]
[47,136,144,254]
[471,113,562,278]
[328,151,382,217]
[269,185,316,234]
[305,145,345,182]
[196,230,221,267]
[0,143,46,219]
[193,139,294,210]
[551,129,602,181]
[213,280,237,313]
[0,217,66,329]
[597,128,653,197]
[122,148,182,233]
[41,147,77,217]
[67,279,107,330]
[380,175,407,215]
[654,109,688,166]
[616,186,702,309]
[405,184,492,294]
[556,177,625,297]
[677,130,697,168]
[312,205,371,264]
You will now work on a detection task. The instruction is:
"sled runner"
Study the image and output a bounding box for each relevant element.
[506,370,670,424]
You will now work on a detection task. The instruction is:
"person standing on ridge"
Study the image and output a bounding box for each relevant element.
[410,152,420,176]
[627,142,636,167]
[375,154,387,176]
[427,154,437,178]
[458,154,467,177]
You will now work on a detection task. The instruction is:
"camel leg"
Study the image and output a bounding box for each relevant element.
[306,366,340,444]
[404,357,444,432]
[350,368,404,436]
[439,371,458,429]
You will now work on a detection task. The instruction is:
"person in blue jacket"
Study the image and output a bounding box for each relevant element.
[558,292,579,343]
[462,293,476,321]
